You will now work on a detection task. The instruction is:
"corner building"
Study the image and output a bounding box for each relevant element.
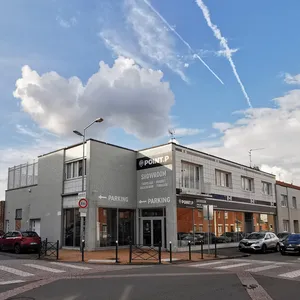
[5,140,277,251]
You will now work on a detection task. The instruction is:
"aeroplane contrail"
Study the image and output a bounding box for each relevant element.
[143,0,224,85]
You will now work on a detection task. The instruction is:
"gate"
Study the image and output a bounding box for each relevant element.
[129,242,162,264]
[38,239,59,260]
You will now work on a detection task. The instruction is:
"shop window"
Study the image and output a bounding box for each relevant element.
[281,195,288,207]
[118,209,135,246]
[63,208,81,247]
[215,170,231,188]
[241,176,254,192]
[262,181,272,195]
[181,162,202,190]
[65,159,87,179]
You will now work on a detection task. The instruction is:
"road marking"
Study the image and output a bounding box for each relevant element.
[0,280,25,285]
[191,261,224,267]
[24,263,66,273]
[279,269,300,278]
[232,259,289,265]
[119,285,133,300]
[215,263,251,269]
[245,265,280,273]
[50,262,91,270]
[0,266,34,277]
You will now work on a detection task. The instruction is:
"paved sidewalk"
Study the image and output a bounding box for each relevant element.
[58,248,217,264]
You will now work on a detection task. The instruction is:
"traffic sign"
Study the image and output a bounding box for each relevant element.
[78,198,88,209]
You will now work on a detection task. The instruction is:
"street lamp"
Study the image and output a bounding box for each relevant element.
[249,148,265,168]
[73,117,104,246]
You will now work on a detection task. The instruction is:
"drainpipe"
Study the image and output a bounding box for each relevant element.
[286,186,292,232]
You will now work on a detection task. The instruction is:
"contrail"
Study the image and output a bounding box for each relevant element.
[143,0,224,85]
[195,0,252,108]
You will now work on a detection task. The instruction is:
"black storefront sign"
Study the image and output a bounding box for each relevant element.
[136,152,172,170]
[177,197,276,214]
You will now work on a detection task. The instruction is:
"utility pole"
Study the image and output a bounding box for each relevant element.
[249,148,265,167]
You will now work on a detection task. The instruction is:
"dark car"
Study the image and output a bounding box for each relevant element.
[0,231,41,254]
[280,233,300,255]
[277,232,291,243]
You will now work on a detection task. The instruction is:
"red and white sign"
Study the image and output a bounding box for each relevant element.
[78,198,88,209]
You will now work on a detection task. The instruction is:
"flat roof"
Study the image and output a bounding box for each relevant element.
[276,180,300,191]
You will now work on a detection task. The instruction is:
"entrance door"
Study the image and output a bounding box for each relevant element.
[30,219,41,236]
[141,218,164,247]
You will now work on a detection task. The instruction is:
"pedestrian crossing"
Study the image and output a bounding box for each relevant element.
[0,261,105,286]
[187,258,300,281]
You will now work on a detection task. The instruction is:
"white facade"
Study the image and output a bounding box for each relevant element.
[276,181,300,233]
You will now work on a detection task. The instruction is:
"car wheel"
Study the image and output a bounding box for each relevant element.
[14,244,21,254]
[0,244,3,251]
[261,244,267,254]
[281,250,286,256]
[275,243,280,252]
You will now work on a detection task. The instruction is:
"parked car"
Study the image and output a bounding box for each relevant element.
[238,231,280,253]
[280,233,300,255]
[219,232,244,243]
[0,230,4,238]
[277,232,291,245]
[0,231,41,254]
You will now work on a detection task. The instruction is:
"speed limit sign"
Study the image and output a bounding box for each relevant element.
[78,198,88,209]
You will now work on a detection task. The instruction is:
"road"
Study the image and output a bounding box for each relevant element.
[0,251,299,299]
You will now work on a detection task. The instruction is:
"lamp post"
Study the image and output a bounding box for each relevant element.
[73,117,104,247]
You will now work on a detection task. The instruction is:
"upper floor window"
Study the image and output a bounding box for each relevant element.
[241,176,254,192]
[15,209,22,220]
[281,195,288,207]
[292,196,297,209]
[262,181,272,195]
[181,161,201,190]
[215,170,231,188]
[66,159,86,179]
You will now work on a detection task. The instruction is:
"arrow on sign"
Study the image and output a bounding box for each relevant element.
[139,200,147,204]
[98,195,107,199]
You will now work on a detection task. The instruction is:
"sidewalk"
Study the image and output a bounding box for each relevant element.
[58,248,217,264]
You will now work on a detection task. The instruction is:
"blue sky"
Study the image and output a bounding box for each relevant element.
[1,0,300,198]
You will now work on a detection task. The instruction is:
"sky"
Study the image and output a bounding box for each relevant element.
[1,0,300,199]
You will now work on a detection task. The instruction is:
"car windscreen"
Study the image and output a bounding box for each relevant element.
[277,233,289,238]
[247,233,265,239]
[22,232,38,237]
[288,234,300,242]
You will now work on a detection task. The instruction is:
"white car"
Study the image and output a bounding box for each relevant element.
[239,232,280,253]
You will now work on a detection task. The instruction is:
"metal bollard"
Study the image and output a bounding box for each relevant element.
[81,239,85,262]
[158,242,162,264]
[129,240,132,264]
[56,240,59,260]
[201,240,204,259]
[188,241,191,261]
[214,239,217,258]
[45,238,48,256]
[115,240,119,263]
[169,241,172,263]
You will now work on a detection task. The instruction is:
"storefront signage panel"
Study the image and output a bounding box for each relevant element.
[137,153,173,207]
[136,152,172,171]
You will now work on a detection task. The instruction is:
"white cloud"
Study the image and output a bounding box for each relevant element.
[13,56,175,140]
[56,16,77,28]
[99,0,188,82]
[284,73,300,85]
[174,128,204,136]
[195,0,252,108]
[190,81,300,184]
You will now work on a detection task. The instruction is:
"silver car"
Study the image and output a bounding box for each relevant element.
[239,231,280,253]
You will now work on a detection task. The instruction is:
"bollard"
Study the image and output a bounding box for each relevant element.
[129,240,132,264]
[201,240,204,259]
[81,239,85,262]
[214,239,217,258]
[115,240,119,263]
[188,241,191,261]
[158,242,162,264]
[45,238,48,256]
[56,240,59,260]
[169,241,172,263]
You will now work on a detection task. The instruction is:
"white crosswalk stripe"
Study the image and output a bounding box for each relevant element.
[50,262,91,270]
[191,261,224,267]
[215,262,251,269]
[279,270,300,278]
[24,263,66,273]
[0,266,34,277]
[245,265,280,273]
[0,280,25,285]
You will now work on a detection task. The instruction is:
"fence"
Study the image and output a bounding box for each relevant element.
[129,242,162,264]
[38,238,59,260]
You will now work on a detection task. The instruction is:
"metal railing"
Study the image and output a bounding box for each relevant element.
[38,238,59,260]
[129,242,162,264]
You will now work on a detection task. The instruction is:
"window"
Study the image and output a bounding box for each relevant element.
[217,211,221,219]
[199,225,203,232]
[181,162,202,190]
[224,211,228,219]
[215,170,231,188]
[15,209,22,220]
[65,159,86,179]
[281,195,288,207]
[283,220,289,232]
[218,225,223,234]
[292,197,297,209]
[262,182,272,195]
[241,176,254,192]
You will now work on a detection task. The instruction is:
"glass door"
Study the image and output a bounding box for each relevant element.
[141,218,164,247]
[153,219,162,246]
[142,220,152,246]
